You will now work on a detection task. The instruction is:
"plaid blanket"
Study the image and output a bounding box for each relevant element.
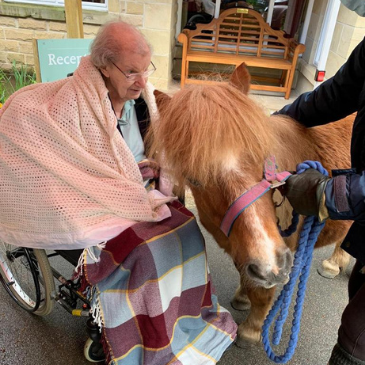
[81,201,237,364]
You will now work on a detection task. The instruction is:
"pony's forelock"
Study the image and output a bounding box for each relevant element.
[151,83,272,187]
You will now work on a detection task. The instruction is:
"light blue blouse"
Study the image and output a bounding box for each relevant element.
[117,99,146,163]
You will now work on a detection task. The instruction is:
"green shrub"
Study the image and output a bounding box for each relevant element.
[0,61,36,107]
[11,61,36,91]
[0,68,10,105]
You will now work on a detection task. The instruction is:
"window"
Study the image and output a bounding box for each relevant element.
[177,0,309,40]
[178,0,275,34]
[4,0,108,11]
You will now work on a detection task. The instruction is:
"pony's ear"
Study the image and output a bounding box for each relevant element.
[230,62,251,95]
[154,90,171,111]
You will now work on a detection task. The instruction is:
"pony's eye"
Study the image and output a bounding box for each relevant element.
[187,178,201,187]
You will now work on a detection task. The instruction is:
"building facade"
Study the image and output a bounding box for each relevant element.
[0,0,178,90]
[0,0,364,93]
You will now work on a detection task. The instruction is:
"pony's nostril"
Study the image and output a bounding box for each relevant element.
[246,253,294,287]
[283,249,294,271]
[276,250,294,282]
[247,263,267,281]
[277,248,294,271]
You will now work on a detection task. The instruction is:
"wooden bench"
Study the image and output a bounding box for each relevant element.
[178,8,306,99]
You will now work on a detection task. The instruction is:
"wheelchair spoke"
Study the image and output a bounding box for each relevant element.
[0,242,39,309]
[0,241,55,315]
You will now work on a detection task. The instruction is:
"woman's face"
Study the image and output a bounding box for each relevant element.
[101,51,152,104]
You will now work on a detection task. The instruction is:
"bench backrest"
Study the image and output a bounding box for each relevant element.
[184,8,294,60]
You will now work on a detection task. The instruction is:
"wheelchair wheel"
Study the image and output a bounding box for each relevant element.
[84,338,106,363]
[0,241,55,316]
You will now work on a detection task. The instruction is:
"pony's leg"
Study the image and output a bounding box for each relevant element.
[231,274,251,311]
[318,241,351,279]
[236,286,276,347]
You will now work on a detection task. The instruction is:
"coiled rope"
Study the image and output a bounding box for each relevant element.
[262,160,328,364]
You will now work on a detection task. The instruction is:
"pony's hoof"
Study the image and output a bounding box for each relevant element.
[231,298,251,311]
[236,323,261,348]
[235,334,260,349]
[317,259,340,279]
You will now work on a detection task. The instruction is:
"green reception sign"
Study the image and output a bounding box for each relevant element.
[36,39,93,82]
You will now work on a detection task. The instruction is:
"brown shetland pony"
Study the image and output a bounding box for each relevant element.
[149,63,353,346]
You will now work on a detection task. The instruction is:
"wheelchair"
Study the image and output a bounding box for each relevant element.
[0,241,105,363]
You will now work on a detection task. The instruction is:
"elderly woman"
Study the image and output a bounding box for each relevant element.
[0,21,237,364]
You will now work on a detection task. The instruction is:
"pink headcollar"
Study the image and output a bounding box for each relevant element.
[220,156,291,237]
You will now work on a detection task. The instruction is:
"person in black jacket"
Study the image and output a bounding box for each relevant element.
[276,36,365,365]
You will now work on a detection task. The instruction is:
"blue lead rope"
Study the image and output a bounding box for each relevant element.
[262,160,329,364]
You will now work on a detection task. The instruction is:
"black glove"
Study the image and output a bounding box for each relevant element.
[281,169,330,221]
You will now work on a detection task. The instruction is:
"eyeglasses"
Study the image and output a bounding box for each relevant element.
[112,61,156,81]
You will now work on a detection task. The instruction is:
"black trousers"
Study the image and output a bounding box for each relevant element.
[337,260,365,361]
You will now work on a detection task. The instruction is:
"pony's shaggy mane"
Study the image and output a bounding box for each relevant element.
[150,83,272,187]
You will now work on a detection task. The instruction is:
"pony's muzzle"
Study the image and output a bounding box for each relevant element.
[246,248,293,288]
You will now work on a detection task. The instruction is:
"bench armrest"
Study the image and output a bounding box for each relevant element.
[177,32,188,45]
[286,39,306,66]
[288,39,306,57]
[178,32,188,61]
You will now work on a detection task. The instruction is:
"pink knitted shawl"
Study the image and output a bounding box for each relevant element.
[0,56,173,249]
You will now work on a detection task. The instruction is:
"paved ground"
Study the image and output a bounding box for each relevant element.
[0,92,353,365]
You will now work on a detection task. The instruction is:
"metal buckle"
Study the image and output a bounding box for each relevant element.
[270,181,286,189]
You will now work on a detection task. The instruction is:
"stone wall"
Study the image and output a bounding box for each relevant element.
[0,0,177,90]
[328,5,365,77]
[298,0,365,90]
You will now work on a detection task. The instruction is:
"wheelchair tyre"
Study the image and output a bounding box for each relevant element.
[0,241,55,316]
[84,338,106,363]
